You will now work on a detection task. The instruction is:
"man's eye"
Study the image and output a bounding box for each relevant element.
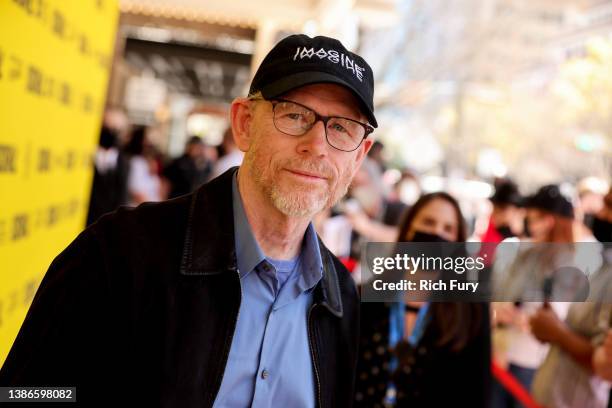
[330,122,348,133]
[286,113,305,121]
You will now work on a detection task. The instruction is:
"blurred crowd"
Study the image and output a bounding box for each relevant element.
[86,110,243,226]
[88,109,611,408]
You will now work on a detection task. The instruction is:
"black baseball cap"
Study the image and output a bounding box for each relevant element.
[525,184,574,219]
[490,179,523,207]
[248,34,378,128]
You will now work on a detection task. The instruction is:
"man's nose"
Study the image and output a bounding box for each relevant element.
[297,120,328,156]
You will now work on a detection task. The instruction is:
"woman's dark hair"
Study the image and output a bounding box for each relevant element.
[99,126,118,149]
[396,191,467,242]
[124,126,147,156]
[396,192,483,352]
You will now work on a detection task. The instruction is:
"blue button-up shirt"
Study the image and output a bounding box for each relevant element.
[212,173,323,408]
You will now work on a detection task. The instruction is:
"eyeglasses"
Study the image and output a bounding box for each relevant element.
[252,97,374,152]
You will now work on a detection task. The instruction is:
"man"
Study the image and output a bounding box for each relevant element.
[0,34,377,407]
[86,125,129,226]
[163,136,212,199]
[481,179,524,243]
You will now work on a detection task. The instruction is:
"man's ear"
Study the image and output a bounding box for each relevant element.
[230,97,254,153]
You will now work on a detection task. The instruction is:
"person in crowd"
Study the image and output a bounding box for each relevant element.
[345,159,405,244]
[163,136,213,199]
[381,171,413,228]
[0,34,377,407]
[212,127,244,179]
[529,251,612,408]
[203,142,219,175]
[355,192,491,408]
[492,184,576,408]
[592,245,612,408]
[350,156,387,218]
[103,106,130,145]
[124,126,163,205]
[389,169,421,209]
[594,330,612,383]
[481,179,525,243]
[367,140,387,174]
[478,179,525,276]
[86,125,129,226]
[573,178,606,241]
[590,187,612,243]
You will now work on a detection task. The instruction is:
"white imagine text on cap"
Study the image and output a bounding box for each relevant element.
[292,47,366,82]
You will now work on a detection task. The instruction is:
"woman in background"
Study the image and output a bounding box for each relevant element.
[124,126,162,205]
[355,192,491,408]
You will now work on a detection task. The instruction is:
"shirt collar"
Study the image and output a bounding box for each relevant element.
[232,173,266,278]
[298,223,324,291]
[232,172,323,288]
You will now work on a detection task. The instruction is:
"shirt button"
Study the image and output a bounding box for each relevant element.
[261,369,269,380]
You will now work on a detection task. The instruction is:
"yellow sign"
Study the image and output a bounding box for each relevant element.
[0,0,119,366]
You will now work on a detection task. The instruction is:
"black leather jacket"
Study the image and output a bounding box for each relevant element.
[0,168,360,407]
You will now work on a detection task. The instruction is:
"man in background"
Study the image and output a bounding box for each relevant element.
[163,135,212,198]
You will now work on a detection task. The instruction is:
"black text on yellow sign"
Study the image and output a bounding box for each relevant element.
[0,0,119,366]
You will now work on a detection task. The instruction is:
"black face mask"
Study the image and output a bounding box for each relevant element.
[496,225,514,239]
[583,213,596,230]
[410,230,450,243]
[592,216,612,243]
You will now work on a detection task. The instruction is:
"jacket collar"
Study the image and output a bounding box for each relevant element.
[180,167,343,317]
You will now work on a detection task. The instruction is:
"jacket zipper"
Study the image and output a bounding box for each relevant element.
[212,268,242,407]
[308,304,323,408]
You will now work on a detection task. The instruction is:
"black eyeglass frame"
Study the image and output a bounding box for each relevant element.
[251,96,375,152]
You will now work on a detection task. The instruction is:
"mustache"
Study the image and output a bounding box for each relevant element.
[281,158,336,179]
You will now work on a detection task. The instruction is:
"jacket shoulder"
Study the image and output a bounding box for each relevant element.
[84,194,195,276]
[90,194,192,241]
